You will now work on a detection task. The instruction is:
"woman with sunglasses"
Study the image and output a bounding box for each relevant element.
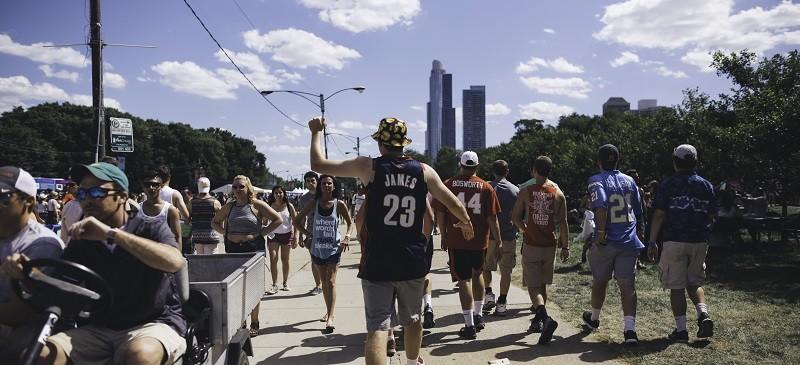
[293,175,352,333]
[212,175,283,337]
[136,170,182,248]
[266,185,298,294]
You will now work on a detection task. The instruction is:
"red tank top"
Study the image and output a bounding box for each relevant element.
[523,183,558,247]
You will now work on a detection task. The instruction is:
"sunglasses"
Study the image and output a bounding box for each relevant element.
[142,181,163,189]
[232,185,246,190]
[76,187,118,201]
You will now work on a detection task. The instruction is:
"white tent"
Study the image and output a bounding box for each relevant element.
[289,188,309,195]
[211,184,270,195]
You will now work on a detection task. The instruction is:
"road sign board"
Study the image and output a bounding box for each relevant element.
[109,117,134,153]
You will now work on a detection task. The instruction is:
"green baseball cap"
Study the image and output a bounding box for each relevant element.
[70,162,130,192]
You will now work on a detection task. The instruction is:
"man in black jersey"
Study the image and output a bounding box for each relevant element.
[309,117,473,365]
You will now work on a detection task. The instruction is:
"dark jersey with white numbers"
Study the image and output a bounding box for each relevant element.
[359,155,429,281]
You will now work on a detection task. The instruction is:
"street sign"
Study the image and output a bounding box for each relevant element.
[109,117,134,152]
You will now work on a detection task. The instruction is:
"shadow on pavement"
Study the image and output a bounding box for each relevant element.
[256,333,365,365]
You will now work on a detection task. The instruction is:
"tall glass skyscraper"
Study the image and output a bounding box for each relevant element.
[463,85,486,151]
[426,60,454,161]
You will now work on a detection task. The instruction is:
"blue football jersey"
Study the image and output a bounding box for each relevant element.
[587,170,644,249]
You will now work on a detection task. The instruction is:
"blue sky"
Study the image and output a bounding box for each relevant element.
[2,0,798,180]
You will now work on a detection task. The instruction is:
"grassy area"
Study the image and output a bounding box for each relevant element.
[511,228,800,365]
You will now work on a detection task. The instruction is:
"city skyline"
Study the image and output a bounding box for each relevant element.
[463,85,486,152]
[1,0,798,176]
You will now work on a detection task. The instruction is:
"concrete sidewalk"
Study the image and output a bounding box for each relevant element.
[250,236,618,364]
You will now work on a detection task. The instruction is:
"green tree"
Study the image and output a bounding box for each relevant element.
[433,147,461,180]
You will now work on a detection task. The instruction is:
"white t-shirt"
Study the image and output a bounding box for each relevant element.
[47,198,60,212]
[352,194,366,215]
[60,200,83,244]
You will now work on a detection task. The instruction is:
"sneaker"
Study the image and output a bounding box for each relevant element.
[281,284,291,291]
[423,305,436,329]
[311,287,322,295]
[624,330,639,346]
[387,337,397,357]
[473,314,486,332]
[582,311,599,330]
[697,313,714,338]
[458,325,477,339]
[483,293,496,313]
[267,284,278,295]
[528,317,543,333]
[494,302,508,316]
[668,329,689,342]
[538,317,559,344]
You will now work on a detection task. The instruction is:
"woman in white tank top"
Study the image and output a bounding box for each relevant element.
[266,185,298,293]
[139,171,181,246]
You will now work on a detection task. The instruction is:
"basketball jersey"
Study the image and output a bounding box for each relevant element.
[523,183,559,247]
[360,155,429,281]
[433,175,500,251]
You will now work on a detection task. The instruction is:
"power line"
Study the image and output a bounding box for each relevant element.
[180,0,304,128]
[231,0,257,30]
[329,134,347,156]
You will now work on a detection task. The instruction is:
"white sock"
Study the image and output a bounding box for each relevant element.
[696,303,708,316]
[591,308,601,321]
[406,358,418,365]
[423,293,432,308]
[463,310,474,327]
[473,300,484,314]
[675,315,687,332]
[624,316,636,332]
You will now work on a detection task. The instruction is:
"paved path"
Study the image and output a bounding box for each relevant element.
[250,235,618,364]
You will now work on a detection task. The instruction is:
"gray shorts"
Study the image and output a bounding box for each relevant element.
[588,244,641,282]
[361,278,425,332]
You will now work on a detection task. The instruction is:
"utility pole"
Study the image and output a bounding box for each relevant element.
[356,136,360,156]
[91,0,105,162]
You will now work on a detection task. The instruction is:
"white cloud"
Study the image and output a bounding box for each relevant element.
[282,126,303,140]
[594,0,800,70]
[337,120,369,130]
[266,144,308,154]
[214,49,285,90]
[543,28,556,34]
[243,28,361,70]
[610,51,640,67]
[680,49,715,72]
[516,56,584,74]
[519,76,592,99]
[651,65,688,78]
[485,103,510,116]
[0,75,122,112]
[39,65,79,82]
[151,61,238,99]
[251,132,277,144]
[0,34,88,68]
[276,69,304,84]
[518,102,575,124]
[409,120,426,133]
[410,105,423,112]
[298,0,421,33]
[104,72,127,88]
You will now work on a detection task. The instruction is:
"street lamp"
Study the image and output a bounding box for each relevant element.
[260,87,366,158]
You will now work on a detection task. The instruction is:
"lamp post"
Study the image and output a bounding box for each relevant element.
[260,87,365,158]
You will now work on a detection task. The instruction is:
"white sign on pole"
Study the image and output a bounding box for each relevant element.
[109,117,134,153]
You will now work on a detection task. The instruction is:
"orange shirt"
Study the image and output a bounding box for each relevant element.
[433,175,500,250]
[523,183,559,247]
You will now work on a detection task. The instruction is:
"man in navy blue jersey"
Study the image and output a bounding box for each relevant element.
[308,117,473,365]
[582,144,645,345]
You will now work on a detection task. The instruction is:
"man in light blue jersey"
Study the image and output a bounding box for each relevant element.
[582,144,645,345]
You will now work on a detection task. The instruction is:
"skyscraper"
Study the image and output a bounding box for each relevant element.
[426,60,455,161]
[462,85,486,151]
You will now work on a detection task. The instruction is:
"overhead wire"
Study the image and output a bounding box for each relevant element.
[180,0,305,128]
[230,0,258,30]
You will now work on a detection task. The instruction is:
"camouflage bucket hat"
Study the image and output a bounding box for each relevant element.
[371,117,412,147]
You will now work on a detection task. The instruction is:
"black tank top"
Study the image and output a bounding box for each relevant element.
[360,155,429,281]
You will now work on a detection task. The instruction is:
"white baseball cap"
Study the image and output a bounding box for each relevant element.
[673,144,697,160]
[460,151,479,167]
[0,166,37,197]
[197,177,211,193]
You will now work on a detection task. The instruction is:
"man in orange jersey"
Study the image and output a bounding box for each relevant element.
[512,156,569,344]
[433,151,501,340]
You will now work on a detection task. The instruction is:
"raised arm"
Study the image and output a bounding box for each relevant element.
[308,117,373,183]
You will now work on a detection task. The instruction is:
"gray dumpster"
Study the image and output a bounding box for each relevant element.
[187,252,265,363]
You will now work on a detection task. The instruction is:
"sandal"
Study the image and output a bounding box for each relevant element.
[249,321,260,337]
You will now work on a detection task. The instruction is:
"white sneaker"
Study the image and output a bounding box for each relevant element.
[267,284,278,295]
[311,287,322,295]
[495,302,507,316]
[483,293,496,313]
[281,284,291,291]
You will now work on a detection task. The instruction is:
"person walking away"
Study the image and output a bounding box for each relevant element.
[45,191,60,225]
[482,160,519,316]
[189,177,222,254]
[648,144,717,342]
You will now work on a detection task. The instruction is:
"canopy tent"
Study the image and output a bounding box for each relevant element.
[289,188,309,195]
[211,184,270,195]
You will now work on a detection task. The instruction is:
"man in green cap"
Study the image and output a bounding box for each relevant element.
[37,162,187,365]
